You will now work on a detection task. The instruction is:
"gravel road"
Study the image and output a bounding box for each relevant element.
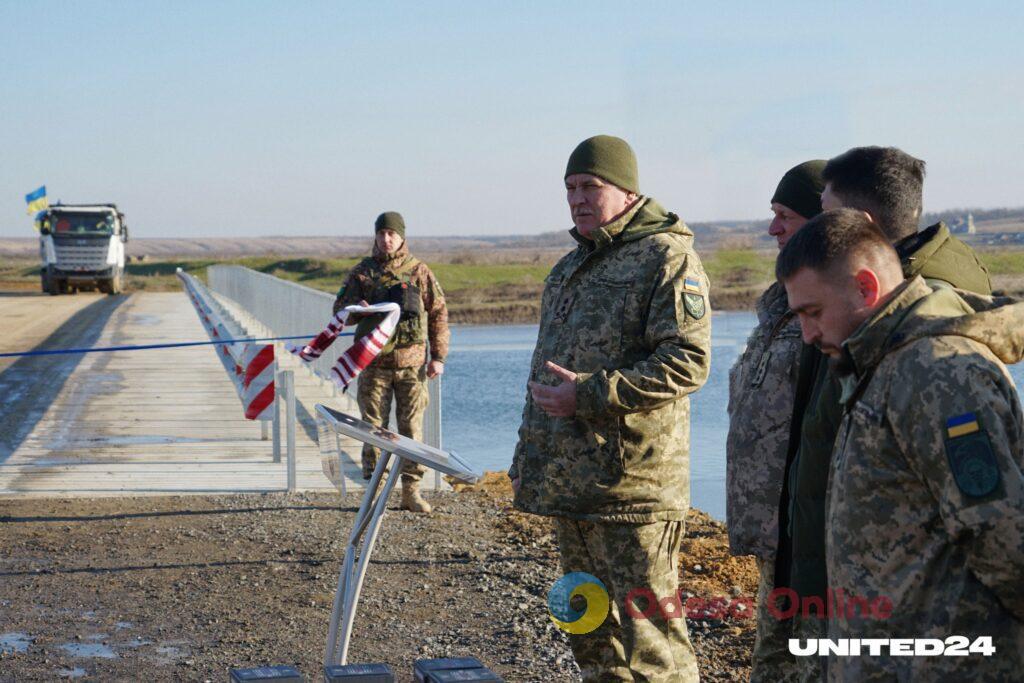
[0,477,758,681]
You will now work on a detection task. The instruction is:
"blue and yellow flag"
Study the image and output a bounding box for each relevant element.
[25,186,48,216]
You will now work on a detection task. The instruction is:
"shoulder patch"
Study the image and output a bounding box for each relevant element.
[683,291,705,319]
[944,413,1000,498]
[682,277,705,319]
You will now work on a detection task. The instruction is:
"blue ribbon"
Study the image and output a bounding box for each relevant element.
[0,334,353,359]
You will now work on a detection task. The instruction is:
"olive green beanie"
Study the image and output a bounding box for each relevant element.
[374,211,406,238]
[771,160,827,219]
[565,135,639,194]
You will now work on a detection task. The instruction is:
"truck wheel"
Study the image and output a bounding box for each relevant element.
[45,267,62,295]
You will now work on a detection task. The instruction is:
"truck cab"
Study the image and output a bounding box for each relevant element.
[38,203,128,295]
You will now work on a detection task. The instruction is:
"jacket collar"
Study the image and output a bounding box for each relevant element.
[569,197,646,252]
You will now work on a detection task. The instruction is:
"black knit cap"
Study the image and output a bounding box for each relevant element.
[771,160,827,219]
[374,211,406,238]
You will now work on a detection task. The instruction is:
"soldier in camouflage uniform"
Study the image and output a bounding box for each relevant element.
[725,160,826,683]
[777,147,993,682]
[509,135,712,682]
[334,211,449,513]
[778,209,1024,682]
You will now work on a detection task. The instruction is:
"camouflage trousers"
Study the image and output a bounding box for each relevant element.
[554,518,699,682]
[356,364,428,484]
[751,559,825,683]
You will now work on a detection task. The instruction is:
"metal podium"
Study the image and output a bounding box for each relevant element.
[315,404,481,667]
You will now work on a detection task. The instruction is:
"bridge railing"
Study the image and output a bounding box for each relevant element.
[206,265,442,450]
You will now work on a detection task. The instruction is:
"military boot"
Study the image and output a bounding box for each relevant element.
[400,481,432,513]
[361,453,376,481]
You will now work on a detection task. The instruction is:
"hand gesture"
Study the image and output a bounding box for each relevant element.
[528,361,578,417]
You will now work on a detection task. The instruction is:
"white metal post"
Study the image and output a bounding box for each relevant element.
[284,370,297,492]
[272,372,282,463]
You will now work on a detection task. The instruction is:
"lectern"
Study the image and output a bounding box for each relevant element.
[315,404,481,666]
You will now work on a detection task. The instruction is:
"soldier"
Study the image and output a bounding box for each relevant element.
[725,160,825,682]
[334,211,449,513]
[777,147,993,676]
[509,135,711,682]
[777,208,1024,681]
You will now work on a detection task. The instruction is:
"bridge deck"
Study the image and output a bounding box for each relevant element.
[0,291,438,497]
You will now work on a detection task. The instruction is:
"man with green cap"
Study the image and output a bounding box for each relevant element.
[726,160,826,683]
[333,211,449,513]
[777,146,992,680]
[510,135,711,681]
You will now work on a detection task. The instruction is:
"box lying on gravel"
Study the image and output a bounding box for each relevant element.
[229,664,303,682]
[324,662,395,682]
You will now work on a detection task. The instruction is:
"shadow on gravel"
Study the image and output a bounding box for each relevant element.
[0,504,344,524]
[0,555,486,578]
[0,295,127,462]
[0,557,331,577]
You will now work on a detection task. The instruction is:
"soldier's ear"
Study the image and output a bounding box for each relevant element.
[854,268,882,307]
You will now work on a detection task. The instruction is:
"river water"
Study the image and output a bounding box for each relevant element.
[440,314,1024,520]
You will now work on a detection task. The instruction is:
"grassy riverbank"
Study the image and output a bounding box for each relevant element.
[3,247,1023,323]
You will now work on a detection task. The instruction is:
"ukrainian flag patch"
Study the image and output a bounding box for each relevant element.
[683,278,701,293]
[946,412,980,438]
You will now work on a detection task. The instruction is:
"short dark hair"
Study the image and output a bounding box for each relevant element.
[776,208,900,282]
[822,146,926,240]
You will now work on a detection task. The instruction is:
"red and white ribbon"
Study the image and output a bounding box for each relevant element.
[287,302,401,390]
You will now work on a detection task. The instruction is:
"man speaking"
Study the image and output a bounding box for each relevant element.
[510,135,711,681]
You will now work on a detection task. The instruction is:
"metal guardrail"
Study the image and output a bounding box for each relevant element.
[206,265,443,451]
[177,269,299,489]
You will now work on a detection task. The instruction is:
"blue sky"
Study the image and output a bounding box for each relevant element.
[2,1,1022,238]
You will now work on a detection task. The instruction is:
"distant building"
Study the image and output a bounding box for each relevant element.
[949,213,976,235]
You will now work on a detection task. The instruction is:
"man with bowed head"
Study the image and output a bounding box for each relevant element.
[777,147,993,681]
[510,135,712,681]
[777,208,1024,681]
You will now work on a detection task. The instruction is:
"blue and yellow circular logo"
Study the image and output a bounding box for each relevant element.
[547,572,610,634]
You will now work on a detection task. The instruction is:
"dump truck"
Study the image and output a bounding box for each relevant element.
[38,203,128,295]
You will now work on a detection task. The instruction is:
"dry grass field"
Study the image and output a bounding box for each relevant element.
[3,245,1022,324]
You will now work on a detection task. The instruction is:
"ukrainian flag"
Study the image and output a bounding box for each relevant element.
[25,186,48,216]
[946,412,980,438]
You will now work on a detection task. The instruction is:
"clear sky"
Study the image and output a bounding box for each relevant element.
[2,1,1022,238]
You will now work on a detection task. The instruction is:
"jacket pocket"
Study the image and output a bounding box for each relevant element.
[556,414,624,488]
[569,275,631,370]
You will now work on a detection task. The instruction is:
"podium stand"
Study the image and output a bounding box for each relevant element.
[315,404,481,666]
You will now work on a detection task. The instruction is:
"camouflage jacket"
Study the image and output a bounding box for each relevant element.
[726,281,801,559]
[780,225,992,601]
[510,197,712,522]
[826,276,1024,682]
[333,240,450,368]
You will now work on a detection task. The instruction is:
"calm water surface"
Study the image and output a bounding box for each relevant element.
[441,314,1024,520]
